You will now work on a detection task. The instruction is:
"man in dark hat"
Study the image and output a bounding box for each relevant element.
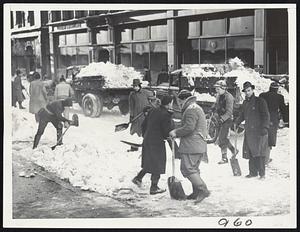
[128,79,154,151]
[169,90,210,203]
[235,81,270,179]
[259,82,286,164]
[211,80,237,164]
[33,98,74,149]
[132,95,174,195]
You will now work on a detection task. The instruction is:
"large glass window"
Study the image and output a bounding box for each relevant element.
[185,39,199,64]
[77,47,89,65]
[188,21,201,37]
[150,41,168,84]
[117,44,131,67]
[227,36,254,67]
[62,11,74,20]
[228,16,254,35]
[76,33,89,45]
[200,38,225,64]
[202,19,226,36]
[132,43,149,70]
[150,25,167,39]
[133,27,149,41]
[66,34,76,46]
[121,29,131,42]
[96,30,109,44]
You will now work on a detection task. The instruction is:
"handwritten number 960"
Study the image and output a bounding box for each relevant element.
[218,218,252,227]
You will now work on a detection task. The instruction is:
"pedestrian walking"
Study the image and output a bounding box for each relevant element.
[169,90,210,203]
[13,69,26,109]
[128,79,154,151]
[259,82,286,164]
[132,95,174,195]
[29,72,48,122]
[54,75,74,125]
[235,81,270,179]
[33,98,73,149]
[211,80,238,164]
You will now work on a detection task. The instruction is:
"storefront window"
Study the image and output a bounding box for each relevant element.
[96,30,108,44]
[59,34,66,46]
[227,36,254,67]
[200,38,225,64]
[202,19,226,36]
[185,39,199,64]
[66,34,76,46]
[62,11,74,21]
[77,47,89,65]
[121,29,131,42]
[150,41,167,84]
[228,16,254,35]
[76,33,89,45]
[150,25,167,39]
[188,21,201,37]
[117,44,131,67]
[133,27,149,41]
[132,43,149,70]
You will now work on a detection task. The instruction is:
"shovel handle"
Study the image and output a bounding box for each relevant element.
[51,125,71,150]
[233,124,238,159]
[171,139,175,177]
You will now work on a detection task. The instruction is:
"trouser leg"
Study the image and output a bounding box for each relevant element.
[136,169,147,181]
[51,119,63,145]
[34,113,40,123]
[256,157,265,177]
[33,119,48,149]
[265,147,271,164]
[218,121,232,161]
[187,173,209,193]
[249,156,258,176]
[150,174,161,188]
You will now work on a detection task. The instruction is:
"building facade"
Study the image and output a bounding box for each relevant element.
[11,9,289,83]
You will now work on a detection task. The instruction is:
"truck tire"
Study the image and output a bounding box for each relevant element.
[206,113,219,144]
[82,93,103,117]
[118,100,129,115]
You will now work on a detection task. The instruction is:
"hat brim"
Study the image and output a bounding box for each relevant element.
[242,85,255,92]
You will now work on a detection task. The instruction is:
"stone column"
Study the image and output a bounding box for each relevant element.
[167,10,176,71]
[254,9,266,74]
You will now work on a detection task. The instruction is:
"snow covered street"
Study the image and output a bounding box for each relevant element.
[11,95,291,218]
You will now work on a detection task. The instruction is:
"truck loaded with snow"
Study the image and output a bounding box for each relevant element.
[68,62,147,117]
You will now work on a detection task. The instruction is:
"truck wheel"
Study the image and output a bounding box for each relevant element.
[206,114,219,144]
[118,100,129,115]
[82,93,103,117]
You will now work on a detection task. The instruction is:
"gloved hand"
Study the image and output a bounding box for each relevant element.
[261,128,268,136]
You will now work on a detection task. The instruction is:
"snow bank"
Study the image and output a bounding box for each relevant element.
[12,107,36,141]
[193,92,216,102]
[76,62,144,88]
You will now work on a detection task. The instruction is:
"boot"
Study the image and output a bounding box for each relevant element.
[33,134,42,149]
[194,189,210,204]
[150,185,166,195]
[132,176,142,187]
[218,153,228,164]
[186,185,199,200]
[187,173,210,203]
[57,130,63,146]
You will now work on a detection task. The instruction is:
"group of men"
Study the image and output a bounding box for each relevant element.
[129,77,286,203]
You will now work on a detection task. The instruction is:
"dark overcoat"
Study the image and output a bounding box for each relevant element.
[129,88,153,137]
[236,95,270,159]
[13,75,25,102]
[141,106,173,174]
[259,90,285,146]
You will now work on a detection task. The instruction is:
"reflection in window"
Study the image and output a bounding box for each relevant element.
[150,25,167,39]
[227,36,254,67]
[133,27,149,41]
[188,21,201,37]
[202,19,226,36]
[185,39,199,64]
[150,41,167,85]
[117,44,131,67]
[96,30,108,44]
[228,16,254,35]
[121,29,131,42]
[66,34,76,46]
[76,33,89,45]
[77,47,89,65]
[132,43,149,70]
[200,38,225,64]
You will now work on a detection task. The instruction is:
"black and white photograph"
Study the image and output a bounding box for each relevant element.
[3,3,297,229]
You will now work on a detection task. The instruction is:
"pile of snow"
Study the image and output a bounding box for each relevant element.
[193,92,216,102]
[278,86,289,105]
[182,64,223,78]
[12,107,36,141]
[76,62,144,88]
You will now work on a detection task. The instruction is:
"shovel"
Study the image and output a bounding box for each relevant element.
[230,124,242,176]
[167,138,186,200]
[115,111,144,132]
[51,114,79,150]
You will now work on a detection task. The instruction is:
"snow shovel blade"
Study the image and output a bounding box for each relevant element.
[230,157,242,176]
[120,140,142,147]
[167,176,186,200]
[71,114,79,127]
[115,123,129,132]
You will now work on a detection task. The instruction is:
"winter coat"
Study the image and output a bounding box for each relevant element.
[129,88,153,137]
[175,96,208,154]
[38,100,69,122]
[54,82,74,100]
[259,90,285,146]
[141,106,173,174]
[236,95,270,159]
[29,79,48,114]
[212,91,234,122]
[13,75,25,102]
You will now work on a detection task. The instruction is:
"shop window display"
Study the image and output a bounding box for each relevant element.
[200,38,225,64]
[117,44,131,67]
[132,43,149,70]
[133,27,149,41]
[150,41,168,84]
[150,25,167,40]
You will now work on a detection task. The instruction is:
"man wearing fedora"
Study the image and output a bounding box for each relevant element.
[128,79,154,151]
[211,80,237,164]
[235,81,270,179]
[259,82,286,164]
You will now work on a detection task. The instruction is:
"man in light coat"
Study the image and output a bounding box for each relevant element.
[54,75,74,124]
[29,72,48,122]
[235,81,270,179]
[169,90,210,203]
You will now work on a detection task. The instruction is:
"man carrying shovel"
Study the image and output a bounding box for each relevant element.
[169,90,210,203]
[33,98,74,149]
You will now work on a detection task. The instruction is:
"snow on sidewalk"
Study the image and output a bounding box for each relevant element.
[12,105,290,217]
